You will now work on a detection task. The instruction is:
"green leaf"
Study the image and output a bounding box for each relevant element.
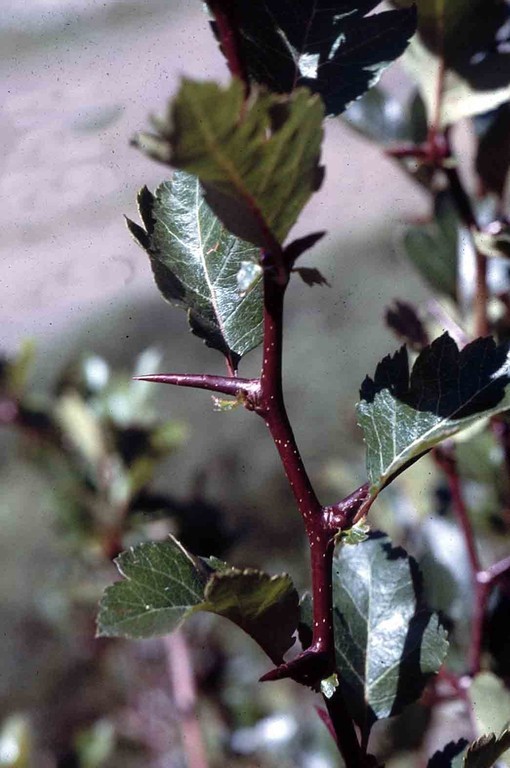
[196,568,299,664]
[127,172,263,366]
[402,191,458,301]
[208,1,416,116]
[133,79,324,247]
[469,672,510,766]
[97,538,299,664]
[463,730,510,768]
[97,537,207,638]
[343,87,428,146]
[393,1,510,126]
[357,333,510,496]
[331,533,448,734]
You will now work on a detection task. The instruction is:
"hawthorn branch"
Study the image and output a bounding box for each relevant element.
[136,255,368,761]
[255,262,336,685]
[434,446,480,574]
[254,258,366,765]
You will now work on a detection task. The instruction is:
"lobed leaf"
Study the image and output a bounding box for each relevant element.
[134,79,324,249]
[208,1,416,116]
[330,533,448,734]
[357,333,510,496]
[197,568,299,664]
[97,537,206,638]
[97,537,299,664]
[127,172,262,367]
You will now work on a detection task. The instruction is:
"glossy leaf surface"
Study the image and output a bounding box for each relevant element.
[127,172,262,367]
[358,334,510,495]
[208,1,416,116]
[331,533,448,732]
[134,79,324,248]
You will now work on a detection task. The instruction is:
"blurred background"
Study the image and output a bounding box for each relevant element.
[0,1,469,766]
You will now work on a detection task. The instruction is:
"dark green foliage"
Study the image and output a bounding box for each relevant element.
[330,534,447,734]
[393,0,510,125]
[208,1,416,116]
[402,191,459,301]
[127,172,263,367]
[358,334,510,495]
[97,537,300,664]
[343,86,428,145]
[133,80,324,249]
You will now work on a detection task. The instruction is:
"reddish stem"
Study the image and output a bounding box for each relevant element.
[255,266,336,682]
[207,0,249,90]
[254,262,369,764]
[136,260,368,760]
[478,554,510,585]
[434,447,480,574]
[134,373,259,399]
[433,446,510,675]
[165,631,209,768]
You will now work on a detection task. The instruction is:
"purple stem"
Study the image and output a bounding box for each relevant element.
[134,373,259,400]
[478,554,510,586]
[433,446,510,675]
[254,268,336,683]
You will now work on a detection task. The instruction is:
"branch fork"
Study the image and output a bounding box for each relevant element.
[137,249,373,695]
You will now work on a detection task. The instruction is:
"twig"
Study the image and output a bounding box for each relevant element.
[434,446,480,574]
[326,693,369,768]
[165,630,209,768]
[433,446,484,673]
[256,262,337,685]
[478,554,510,586]
[432,445,510,675]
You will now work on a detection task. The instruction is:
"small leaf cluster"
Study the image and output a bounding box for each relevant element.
[0,346,186,551]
